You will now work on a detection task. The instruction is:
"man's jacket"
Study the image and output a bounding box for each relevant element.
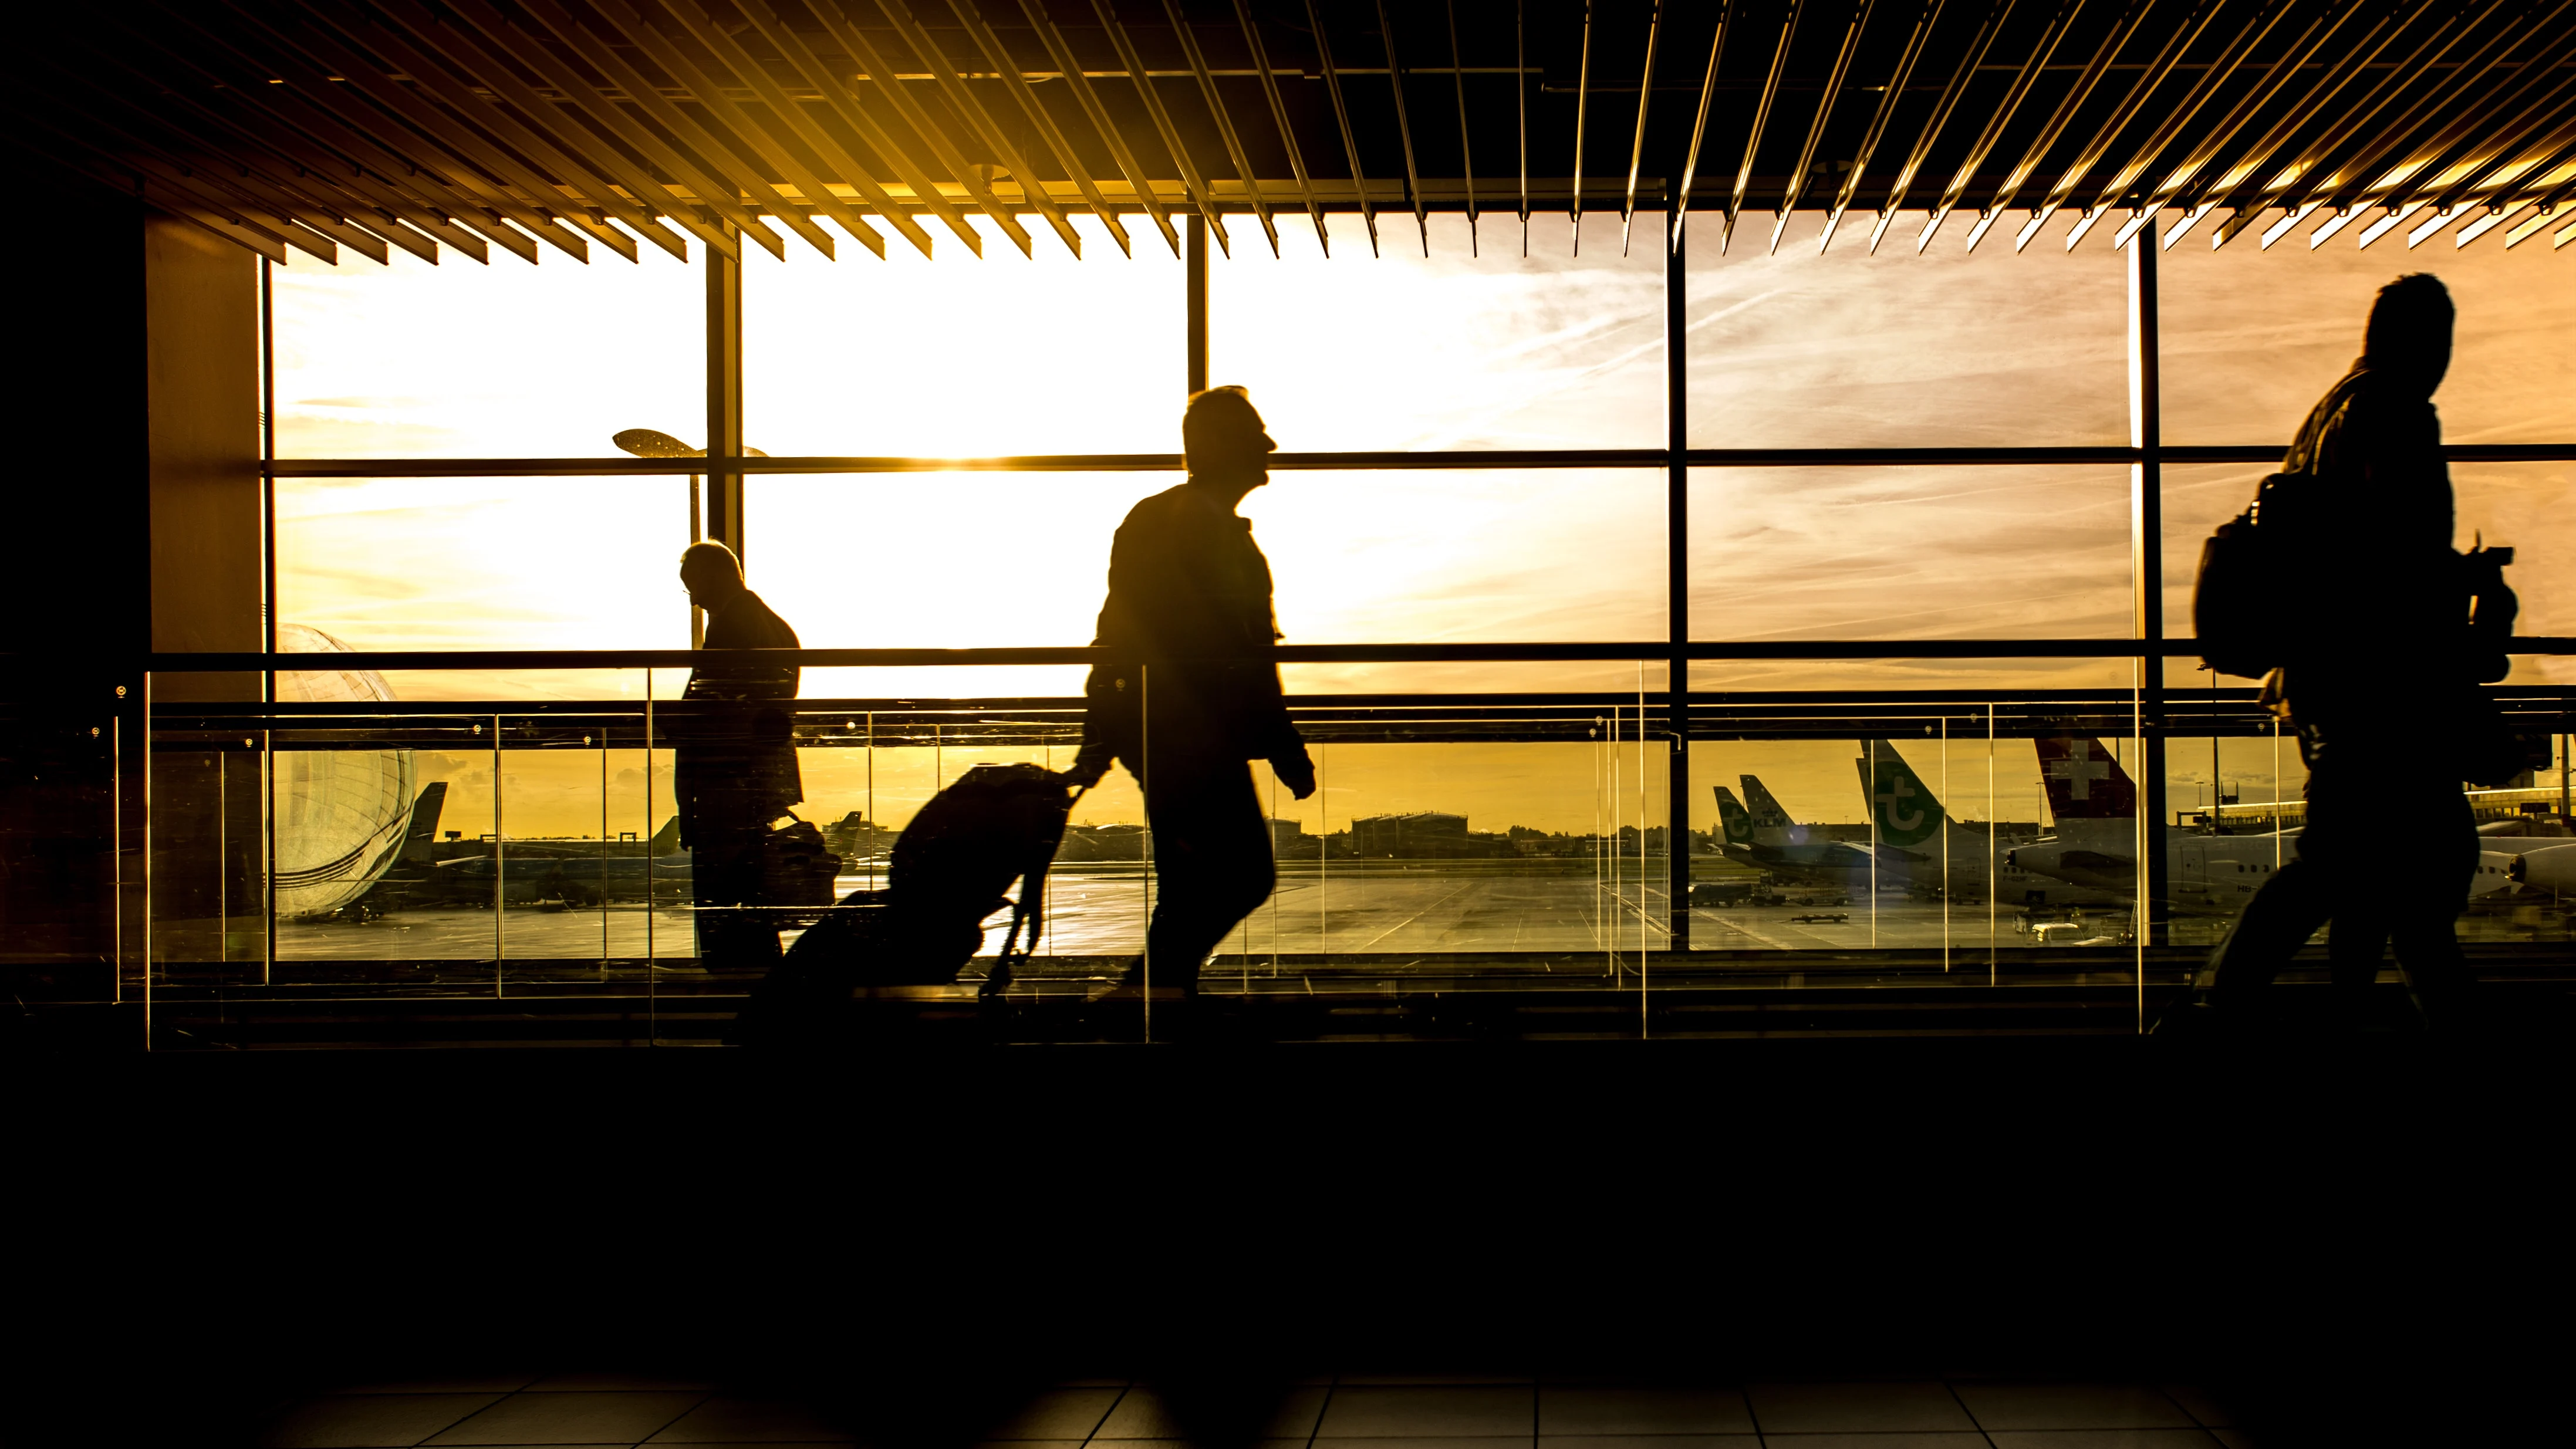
[674,588,802,841]
[2274,363,2471,769]
[1079,482,1307,772]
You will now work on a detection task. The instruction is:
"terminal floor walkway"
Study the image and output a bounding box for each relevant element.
[238,1373,2261,1449]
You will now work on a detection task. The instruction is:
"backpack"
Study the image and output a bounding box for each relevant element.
[733,764,1077,1042]
[2193,372,2376,680]
[2193,468,2330,680]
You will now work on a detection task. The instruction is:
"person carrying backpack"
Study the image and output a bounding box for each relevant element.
[2176,273,2516,1032]
[1065,386,1318,998]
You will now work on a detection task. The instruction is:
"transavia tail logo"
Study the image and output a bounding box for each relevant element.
[1714,789,1754,845]
[1864,748,1943,848]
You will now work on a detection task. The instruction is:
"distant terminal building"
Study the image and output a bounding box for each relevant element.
[1351,812,1469,858]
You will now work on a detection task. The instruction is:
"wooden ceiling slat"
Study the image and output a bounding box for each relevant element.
[2116,0,2371,251]
[29,1,2575,264]
[23,71,342,262]
[1162,0,1275,255]
[302,6,640,261]
[805,1,1036,256]
[873,1,1086,256]
[1231,0,1329,252]
[2056,0,2307,253]
[1988,0,2175,254]
[613,0,890,258]
[2303,1,2555,244]
[213,2,575,260]
[69,34,445,263]
[1022,0,1183,255]
[433,0,752,261]
[509,0,825,259]
[735,2,983,256]
[948,0,1139,255]
[54,41,431,265]
[1092,0,1233,255]
[2200,1,2426,250]
[127,6,509,261]
[365,0,696,261]
[663,0,947,256]
[1918,0,2083,252]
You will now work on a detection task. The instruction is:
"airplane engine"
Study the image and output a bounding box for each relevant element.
[2506,842,2576,895]
[273,625,416,918]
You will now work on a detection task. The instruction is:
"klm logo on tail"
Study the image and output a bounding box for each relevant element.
[1856,743,1944,849]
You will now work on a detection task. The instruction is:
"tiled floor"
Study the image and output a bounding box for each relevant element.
[250,1375,2255,1449]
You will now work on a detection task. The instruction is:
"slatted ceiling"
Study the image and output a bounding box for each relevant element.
[21,1,2576,268]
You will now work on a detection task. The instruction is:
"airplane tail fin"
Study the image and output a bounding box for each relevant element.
[399,782,448,862]
[646,815,683,855]
[1856,741,1944,847]
[1738,775,1793,829]
[2036,736,2138,822]
[1712,785,1754,845]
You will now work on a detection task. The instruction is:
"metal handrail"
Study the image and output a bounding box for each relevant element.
[255,443,2576,477]
[119,639,2576,672]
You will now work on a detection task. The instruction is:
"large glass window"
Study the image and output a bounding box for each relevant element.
[2160,222,2576,444]
[744,214,1181,456]
[1210,212,1666,450]
[1689,465,2133,645]
[272,245,703,458]
[1686,211,2131,448]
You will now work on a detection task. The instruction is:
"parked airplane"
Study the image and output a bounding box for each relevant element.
[1853,742,2128,908]
[2007,736,2519,908]
[1719,776,1879,889]
[2504,840,2576,894]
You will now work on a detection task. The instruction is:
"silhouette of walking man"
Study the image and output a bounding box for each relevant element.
[1066,386,1317,997]
[674,540,802,971]
[2186,274,2491,1031]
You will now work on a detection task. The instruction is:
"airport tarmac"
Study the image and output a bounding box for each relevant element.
[269,860,2561,965]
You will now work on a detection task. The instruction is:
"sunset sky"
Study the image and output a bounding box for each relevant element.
[270,208,2573,837]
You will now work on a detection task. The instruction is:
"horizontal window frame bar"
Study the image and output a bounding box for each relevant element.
[260,444,2576,478]
[120,639,2576,671]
